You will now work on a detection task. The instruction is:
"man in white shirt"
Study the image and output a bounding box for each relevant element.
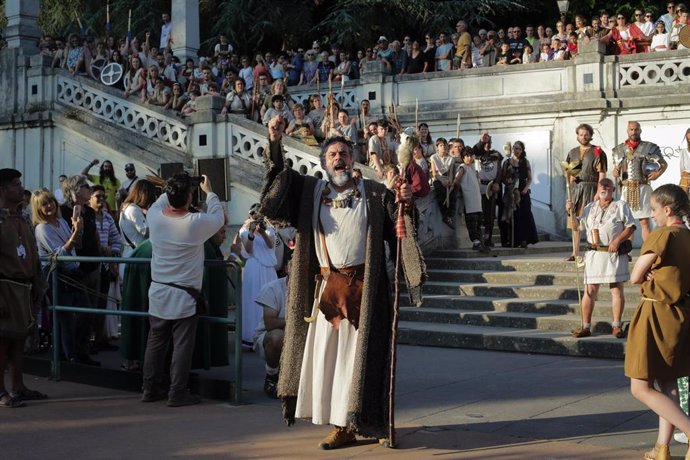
[142,172,225,407]
[160,13,172,50]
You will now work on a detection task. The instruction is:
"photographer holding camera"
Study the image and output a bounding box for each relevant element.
[142,172,225,407]
[239,204,277,349]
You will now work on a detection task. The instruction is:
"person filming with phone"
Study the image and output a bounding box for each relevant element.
[239,204,277,350]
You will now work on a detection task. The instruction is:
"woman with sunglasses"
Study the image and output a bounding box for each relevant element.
[607,11,646,54]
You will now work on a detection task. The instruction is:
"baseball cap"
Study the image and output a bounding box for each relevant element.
[124,163,135,170]
[378,36,388,42]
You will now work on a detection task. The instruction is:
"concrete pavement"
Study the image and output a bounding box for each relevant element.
[1,345,685,459]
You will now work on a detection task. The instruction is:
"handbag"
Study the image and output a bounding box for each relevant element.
[317,215,364,329]
[0,279,35,338]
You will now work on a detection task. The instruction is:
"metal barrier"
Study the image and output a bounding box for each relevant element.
[44,255,243,403]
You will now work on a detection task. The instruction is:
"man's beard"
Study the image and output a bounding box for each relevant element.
[326,162,352,187]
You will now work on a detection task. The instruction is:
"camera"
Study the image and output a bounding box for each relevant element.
[190,176,204,186]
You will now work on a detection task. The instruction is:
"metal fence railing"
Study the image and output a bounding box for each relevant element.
[43,255,243,403]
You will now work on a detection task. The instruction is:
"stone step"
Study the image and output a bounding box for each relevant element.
[425,253,589,271]
[419,282,641,302]
[403,295,635,318]
[399,307,632,331]
[397,321,625,359]
[427,268,586,285]
[486,231,552,244]
[430,242,572,259]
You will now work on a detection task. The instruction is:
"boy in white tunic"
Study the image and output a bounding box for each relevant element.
[454,148,487,251]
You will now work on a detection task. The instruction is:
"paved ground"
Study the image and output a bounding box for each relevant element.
[2,345,687,459]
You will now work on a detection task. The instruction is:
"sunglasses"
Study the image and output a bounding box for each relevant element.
[617,16,625,19]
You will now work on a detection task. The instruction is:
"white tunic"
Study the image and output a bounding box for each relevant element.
[680,148,690,172]
[620,183,653,219]
[240,224,278,345]
[458,163,483,214]
[579,200,635,284]
[147,192,224,320]
[296,179,366,426]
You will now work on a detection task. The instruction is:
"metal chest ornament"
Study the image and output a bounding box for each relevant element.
[620,146,660,211]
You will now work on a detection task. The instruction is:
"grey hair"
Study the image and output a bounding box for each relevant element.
[61,174,88,206]
[320,136,353,166]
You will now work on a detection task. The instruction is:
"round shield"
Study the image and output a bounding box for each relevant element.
[90,58,107,80]
[100,62,123,86]
[680,26,690,49]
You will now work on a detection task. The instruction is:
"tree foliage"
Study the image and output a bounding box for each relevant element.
[0,0,668,53]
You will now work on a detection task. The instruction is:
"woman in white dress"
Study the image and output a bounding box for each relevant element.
[240,206,277,348]
[567,178,636,338]
[118,179,157,279]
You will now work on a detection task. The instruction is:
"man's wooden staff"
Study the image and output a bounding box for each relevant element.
[387,140,412,449]
[560,160,584,321]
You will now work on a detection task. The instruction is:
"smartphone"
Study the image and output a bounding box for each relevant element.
[73,204,82,217]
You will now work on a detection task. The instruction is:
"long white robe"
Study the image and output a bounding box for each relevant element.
[295,180,366,426]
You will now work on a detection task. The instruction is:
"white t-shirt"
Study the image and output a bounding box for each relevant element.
[147,192,225,320]
[160,22,172,49]
[252,277,287,345]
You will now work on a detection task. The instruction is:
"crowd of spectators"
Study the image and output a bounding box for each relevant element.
[11,154,292,401]
[27,4,686,129]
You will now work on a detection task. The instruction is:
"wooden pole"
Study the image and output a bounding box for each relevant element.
[415,98,418,131]
[456,113,461,138]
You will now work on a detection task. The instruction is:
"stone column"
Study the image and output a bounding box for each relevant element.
[171,0,200,62]
[4,0,41,54]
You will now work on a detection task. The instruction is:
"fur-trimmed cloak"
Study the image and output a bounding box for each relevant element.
[259,139,425,438]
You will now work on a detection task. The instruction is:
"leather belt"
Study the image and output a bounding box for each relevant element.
[319,264,365,279]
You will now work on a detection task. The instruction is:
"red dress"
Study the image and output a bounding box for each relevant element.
[610,24,645,54]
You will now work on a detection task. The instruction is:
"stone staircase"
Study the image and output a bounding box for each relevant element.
[399,241,634,360]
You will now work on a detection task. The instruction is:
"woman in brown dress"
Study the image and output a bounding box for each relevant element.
[626,184,690,460]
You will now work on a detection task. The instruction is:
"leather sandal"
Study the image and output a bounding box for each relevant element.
[643,443,670,460]
[10,387,47,401]
[565,255,576,262]
[571,327,591,338]
[0,391,25,408]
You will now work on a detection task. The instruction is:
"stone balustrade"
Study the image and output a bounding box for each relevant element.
[224,117,325,177]
[55,75,189,153]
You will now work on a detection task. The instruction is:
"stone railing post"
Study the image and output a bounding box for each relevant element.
[360,60,393,116]
[572,39,607,98]
[190,94,225,158]
[4,0,40,54]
